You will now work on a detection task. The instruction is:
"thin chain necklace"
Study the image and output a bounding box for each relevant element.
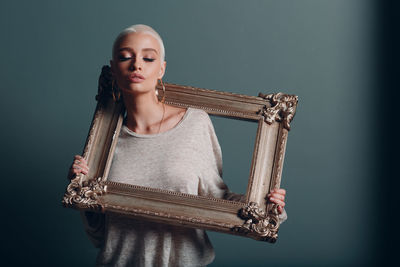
[157,102,165,134]
[125,102,165,135]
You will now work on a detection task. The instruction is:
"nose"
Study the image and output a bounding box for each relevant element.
[129,57,142,71]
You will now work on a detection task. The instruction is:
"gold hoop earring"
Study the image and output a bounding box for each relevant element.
[158,79,166,103]
[112,79,121,102]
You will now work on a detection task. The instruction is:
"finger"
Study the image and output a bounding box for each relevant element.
[277,205,283,214]
[68,160,82,179]
[81,166,89,174]
[271,188,286,195]
[73,164,89,173]
[269,188,285,196]
[72,169,87,177]
[74,155,87,164]
[73,160,89,169]
[73,164,87,171]
[80,164,89,170]
[72,163,82,169]
[74,159,87,165]
[267,191,285,200]
[270,193,285,201]
[72,166,84,175]
[72,169,88,178]
[72,167,82,173]
[269,197,285,207]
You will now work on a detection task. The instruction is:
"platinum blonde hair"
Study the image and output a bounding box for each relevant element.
[112,24,165,64]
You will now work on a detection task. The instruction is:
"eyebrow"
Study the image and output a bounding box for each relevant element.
[118,47,158,54]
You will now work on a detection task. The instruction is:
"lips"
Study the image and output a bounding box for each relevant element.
[128,73,145,83]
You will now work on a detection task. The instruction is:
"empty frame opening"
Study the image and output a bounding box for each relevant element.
[210,115,257,195]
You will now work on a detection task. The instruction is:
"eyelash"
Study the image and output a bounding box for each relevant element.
[118,56,155,62]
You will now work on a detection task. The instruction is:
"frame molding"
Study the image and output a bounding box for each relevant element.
[62,65,298,242]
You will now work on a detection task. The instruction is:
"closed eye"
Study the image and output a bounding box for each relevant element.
[143,57,155,62]
[118,56,131,62]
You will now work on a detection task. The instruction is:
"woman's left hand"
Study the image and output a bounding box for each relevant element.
[267,188,286,214]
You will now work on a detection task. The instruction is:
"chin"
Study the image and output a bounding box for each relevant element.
[126,83,153,94]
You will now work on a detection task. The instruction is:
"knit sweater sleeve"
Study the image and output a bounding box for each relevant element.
[80,211,105,248]
[196,111,245,202]
[196,110,287,223]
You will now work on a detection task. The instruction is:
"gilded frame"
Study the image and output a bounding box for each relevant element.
[62,65,298,243]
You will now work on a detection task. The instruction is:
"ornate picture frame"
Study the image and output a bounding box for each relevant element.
[62,65,298,243]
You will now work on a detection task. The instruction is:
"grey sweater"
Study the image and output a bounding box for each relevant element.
[82,107,285,267]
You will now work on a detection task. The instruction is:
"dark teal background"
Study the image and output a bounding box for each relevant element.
[0,0,395,266]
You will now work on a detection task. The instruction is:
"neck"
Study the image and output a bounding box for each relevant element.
[122,90,164,134]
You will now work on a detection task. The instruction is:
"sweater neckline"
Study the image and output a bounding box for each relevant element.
[122,107,192,138]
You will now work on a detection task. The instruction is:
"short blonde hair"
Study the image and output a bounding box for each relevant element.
[112,24,165,63]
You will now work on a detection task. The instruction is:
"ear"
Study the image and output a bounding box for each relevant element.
[158,61,166,79]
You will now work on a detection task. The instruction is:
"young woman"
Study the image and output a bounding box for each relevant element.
[68,24,287,267]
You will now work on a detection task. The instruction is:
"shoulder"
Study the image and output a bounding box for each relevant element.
[162,105,187,132]
[165,105,211,126]
[164,105,211,122]
[162,105,212,134]
[183,108,215,133]
[165,105,186,121]
[186,108,218,142]
[188,108,212,124]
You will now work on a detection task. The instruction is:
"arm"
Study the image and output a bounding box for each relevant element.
[80,211,105,248]
[68,155,105,247]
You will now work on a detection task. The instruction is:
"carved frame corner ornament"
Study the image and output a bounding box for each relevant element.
[62,176,106,211]
[258,92,298,131]
[233,202,280,242]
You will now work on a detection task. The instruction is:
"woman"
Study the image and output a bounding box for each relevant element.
[68,24,287,267]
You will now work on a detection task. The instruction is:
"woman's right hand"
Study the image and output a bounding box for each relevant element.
[67,155,89,180]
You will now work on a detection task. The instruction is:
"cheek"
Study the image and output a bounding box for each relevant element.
[114,71,125,85]
[114,63,129,79]
[147,66,162,80]
[146,77,158,89]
